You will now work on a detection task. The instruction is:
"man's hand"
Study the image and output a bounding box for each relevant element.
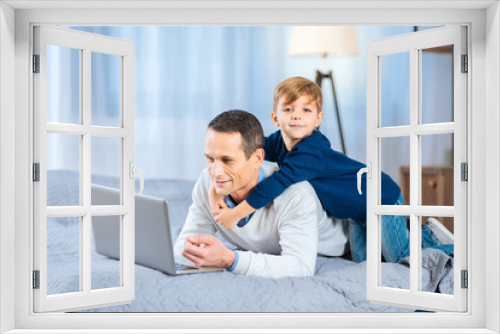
[182,235,236,269]
[208,183,228,215]
[214,207,240,230]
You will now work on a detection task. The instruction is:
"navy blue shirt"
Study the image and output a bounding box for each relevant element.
[245,130,401,221]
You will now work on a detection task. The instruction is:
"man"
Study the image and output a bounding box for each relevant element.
[173,110,348,278]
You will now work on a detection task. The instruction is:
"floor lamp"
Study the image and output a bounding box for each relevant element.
[289,26,359,155]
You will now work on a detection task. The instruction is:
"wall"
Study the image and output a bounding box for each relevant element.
[0,2,16,334]
[10,6,492,332]
[486,2,500,333]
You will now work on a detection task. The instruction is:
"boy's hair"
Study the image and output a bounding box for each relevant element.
[272,76,323,113]
[208,110,264,160]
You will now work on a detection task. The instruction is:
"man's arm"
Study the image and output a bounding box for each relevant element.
[182,183,319,277]
[173,170,218,266]
[182,235,235,268]
[233,184,320,278]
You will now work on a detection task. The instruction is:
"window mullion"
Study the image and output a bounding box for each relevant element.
[81,47,92,294]
[373,205,454,218]
[122,52,134,291]
[82,47,91,207]
[413,123,454,135]
[46,123,130,137]
[409,46,420,294]
[417,47,424,292]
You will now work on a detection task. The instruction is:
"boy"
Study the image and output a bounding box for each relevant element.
[210,76,453,263]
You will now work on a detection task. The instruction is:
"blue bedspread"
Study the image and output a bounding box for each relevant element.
[46,170,454,312]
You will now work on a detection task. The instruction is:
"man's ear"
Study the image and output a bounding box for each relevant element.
[271,111,280,128]
[315,111,324,128]
[254,148,265,169]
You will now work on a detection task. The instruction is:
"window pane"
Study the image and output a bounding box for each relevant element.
[91,215,121,290]
[421,45,454,124]
[381,136,410,205]
[47,216,80,295]
[380,214,410,290]
[381,52,410,127]
[91,136,121,205]
[47,45,80,124]
[421,216,454,295]
[47,133,80,206]
[421,133,454,207]
[91,52,121,128]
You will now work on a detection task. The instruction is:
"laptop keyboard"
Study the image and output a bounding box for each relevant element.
[175,263,192,270]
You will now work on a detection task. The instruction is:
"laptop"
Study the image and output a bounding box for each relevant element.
[91,184,224,275]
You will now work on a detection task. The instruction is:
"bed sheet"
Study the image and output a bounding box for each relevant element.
[46,170,454,312]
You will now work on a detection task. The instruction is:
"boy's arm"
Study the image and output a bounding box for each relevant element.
[208,182,228,214]
[214,200,256,230]
[263,132,278,162]
[246,149,327,210]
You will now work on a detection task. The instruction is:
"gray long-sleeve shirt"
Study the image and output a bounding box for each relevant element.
[174,162,348,278]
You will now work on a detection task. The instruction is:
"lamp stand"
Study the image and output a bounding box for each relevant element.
[315,70,347,155]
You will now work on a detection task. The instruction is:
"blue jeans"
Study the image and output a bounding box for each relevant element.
[349,193,454,263]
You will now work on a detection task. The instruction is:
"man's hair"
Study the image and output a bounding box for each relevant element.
[272,76,323,113]
[208,110,264,160]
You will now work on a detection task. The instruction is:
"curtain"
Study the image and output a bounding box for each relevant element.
[47,26,452,183]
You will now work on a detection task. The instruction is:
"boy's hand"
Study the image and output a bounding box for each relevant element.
[212,198,228,215]
[214,207,240,230]
[208,183,227,215]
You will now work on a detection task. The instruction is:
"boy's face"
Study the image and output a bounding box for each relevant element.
[272,95,324,148]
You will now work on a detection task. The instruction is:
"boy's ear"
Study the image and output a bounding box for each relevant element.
[271,111,280,128]
[315,111,324,127]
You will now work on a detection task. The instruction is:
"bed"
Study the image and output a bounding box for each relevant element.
[46,170,454,313]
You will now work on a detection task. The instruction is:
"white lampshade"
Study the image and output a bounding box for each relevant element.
[289,26,359,58]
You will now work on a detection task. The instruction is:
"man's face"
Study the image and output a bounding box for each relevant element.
[204,129,263,198]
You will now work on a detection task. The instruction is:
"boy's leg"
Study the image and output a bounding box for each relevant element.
[379,192,410,263]
[349,194,454,263]
[349,219,367,263]
[349,212,410,263]
[422,219,455,258]
[422,221,440,248]
[349,192,409,263]
[380,213,410,263]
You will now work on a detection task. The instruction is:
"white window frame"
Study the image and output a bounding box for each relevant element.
[365,26,467,312]
[1,2,498,333]
[33,25,136,312]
